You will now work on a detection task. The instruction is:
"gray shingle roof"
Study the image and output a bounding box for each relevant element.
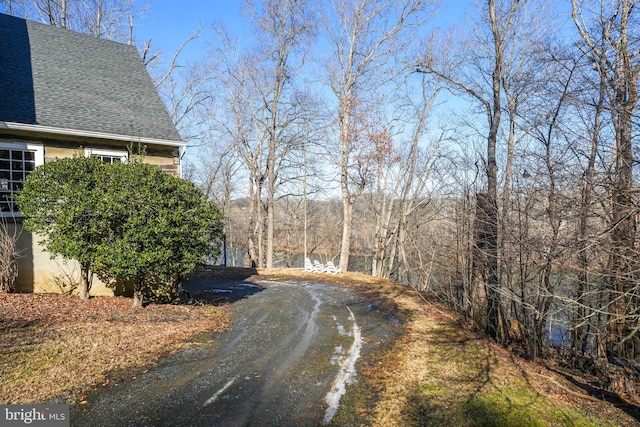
[0,13,182,143]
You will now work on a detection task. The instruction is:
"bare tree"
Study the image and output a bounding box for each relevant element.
[142,28,216,146]
[518,48,577,360]
[418,0,537,341]
[572,0,640,360]
[212,33,267,267]
[19,0,148,42]
[367,67,444,287]
[0,215,20,293]
[567,48,608,359]
[0,0,29,15]
[244,0,317,268]
[202,1,319,269]
[325,0,436,272]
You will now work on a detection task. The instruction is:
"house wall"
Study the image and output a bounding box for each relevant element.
[11,222,115,295]
[44,144,179,173]
[2,135,182,296]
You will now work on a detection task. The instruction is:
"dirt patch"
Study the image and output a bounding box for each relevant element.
[0,293,231,405]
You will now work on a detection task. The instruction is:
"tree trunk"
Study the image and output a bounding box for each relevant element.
[608,103,636,359]
[266,168,275,269]
[133,282,144,308]
[481,0,506,343]
[371,174,395,278]
[572,0,640,362]
[244,172,261,268]
[398,224,413,286]
[265,69,280,270]
[371,192,385,277]
[256,200,265,268]
[338,93,353,273]
[133,290,144,308]
[607,2,638,359]
[78,264,90,300]
[573,63,603,356]
[472,191,505,342]
[471,193,490,330]
[61,0,68,28]
[339,193,352,273]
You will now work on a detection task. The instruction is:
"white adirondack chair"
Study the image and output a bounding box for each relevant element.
[313,260,326,273]
[325,261,340,274]
[304,257,315,272]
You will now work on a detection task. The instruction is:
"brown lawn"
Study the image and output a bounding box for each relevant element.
[0,292,230,405]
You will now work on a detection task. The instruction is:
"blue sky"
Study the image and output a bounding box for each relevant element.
[134,0,473,67]
[135,1,245,64]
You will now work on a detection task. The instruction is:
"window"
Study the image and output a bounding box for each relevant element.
[84,148,128,164]
[0,142,44,215]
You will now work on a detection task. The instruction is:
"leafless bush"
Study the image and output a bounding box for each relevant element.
[51,261,80,295]
[0,216,20,293]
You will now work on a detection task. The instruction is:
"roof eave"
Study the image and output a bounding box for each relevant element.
[0,121,186,147]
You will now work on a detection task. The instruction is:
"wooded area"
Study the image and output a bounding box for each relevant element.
[3,0,640,390]
[190,0,640,379]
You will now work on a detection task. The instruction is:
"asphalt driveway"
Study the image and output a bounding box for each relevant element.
[70,277,402,426]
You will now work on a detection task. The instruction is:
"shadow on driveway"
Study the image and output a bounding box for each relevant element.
[182,266,264,305]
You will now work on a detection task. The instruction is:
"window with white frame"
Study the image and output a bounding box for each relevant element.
[0,142,44,214]
[84,148,128,164]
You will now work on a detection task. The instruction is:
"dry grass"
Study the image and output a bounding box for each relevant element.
[0,293,231,404]
[257,268,640,427]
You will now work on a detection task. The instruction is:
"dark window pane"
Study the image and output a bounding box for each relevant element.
[93,154,122,164]
[0,149,38,214]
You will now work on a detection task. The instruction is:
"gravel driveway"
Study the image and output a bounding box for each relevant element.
[70,276,402,426]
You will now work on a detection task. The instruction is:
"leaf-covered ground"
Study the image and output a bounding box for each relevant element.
[0,293,231,405]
